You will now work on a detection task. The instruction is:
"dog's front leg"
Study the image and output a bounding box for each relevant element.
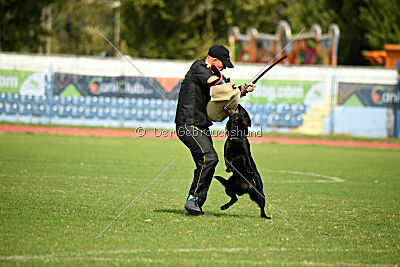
[243,151,257,173]
[244,142,257,173]
[224,141,233,172]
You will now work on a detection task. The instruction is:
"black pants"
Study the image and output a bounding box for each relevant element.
[176,124,219,206]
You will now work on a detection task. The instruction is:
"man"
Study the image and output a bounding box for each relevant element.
[175,45,256,215]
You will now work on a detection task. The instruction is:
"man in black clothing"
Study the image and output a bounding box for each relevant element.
[175,45,255,215]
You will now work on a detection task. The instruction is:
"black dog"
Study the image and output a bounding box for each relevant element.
[215,104,271,219]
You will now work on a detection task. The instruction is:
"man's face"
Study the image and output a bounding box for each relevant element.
[212,58,226,71]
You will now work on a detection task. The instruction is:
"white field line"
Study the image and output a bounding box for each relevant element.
[0,256,396,266]
[1,246,396,262]
[77,247,396,255]
[1,170,345,184]
[0,174,130,180]
[0,156,153,166]
[0,254,396,266]
[260,169,345,183]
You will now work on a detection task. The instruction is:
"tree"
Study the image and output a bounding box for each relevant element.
[50,0,114,55]
[0,0,53,52]
[359,0,400,49]
[2,0,399,65]
[121,0,217,59]
[284,0,334,32]
[120,0,287,59]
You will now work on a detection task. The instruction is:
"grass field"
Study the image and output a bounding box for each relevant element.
[0,132,399,265]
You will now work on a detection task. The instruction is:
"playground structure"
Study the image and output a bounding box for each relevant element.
[365,44,400,68]
[229,20,340,66]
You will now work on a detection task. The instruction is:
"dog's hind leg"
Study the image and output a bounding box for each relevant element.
[215,176,238,210]
[215,175,238,210]
[224,142,233,173]
[249,190,271,219]
[215,176,228,187]
[220,190,238,210]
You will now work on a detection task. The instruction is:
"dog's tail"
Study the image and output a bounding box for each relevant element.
[215,176,228,187]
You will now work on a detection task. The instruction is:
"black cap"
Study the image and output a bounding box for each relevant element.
[208,45,234,68]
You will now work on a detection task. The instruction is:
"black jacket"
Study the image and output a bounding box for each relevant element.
[175,60,214,128]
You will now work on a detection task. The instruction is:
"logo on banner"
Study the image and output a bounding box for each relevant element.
[339,82,399,107]
[371,86,384,105]
[0,75,18,88]
[90,82,100,94]
[20,73,45,96]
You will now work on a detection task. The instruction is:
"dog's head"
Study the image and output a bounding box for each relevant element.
[225,104,251,138]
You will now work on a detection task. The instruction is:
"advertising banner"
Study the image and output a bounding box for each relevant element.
[0,69,45,95]
[338,82,400,107]
[54,73,329,105]
[54,73,182,100]
[236,79,327,105]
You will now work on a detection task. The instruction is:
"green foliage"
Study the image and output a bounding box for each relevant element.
[284,0,334,32]
[51,0,114,55]
[121,0,291,59]
[326,0,372,65]
[121,0,218,59]
[1,0,400,65]
[325,0,400,65]
[0,0,54,52]
[359,0,400,49]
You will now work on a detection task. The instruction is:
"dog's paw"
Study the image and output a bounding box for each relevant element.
[261,214,271,219]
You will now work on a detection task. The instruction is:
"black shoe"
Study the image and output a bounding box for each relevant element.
[184,197,205,216]
[184,209,210,216]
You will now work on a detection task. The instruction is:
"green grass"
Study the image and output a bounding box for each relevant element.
[0,132,399,265]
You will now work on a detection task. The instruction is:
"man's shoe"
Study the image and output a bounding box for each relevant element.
[200,211,210,216]
[184,209,210,216]
[184,197,204,216]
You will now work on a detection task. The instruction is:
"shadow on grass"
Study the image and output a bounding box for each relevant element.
[154,208,242,218]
